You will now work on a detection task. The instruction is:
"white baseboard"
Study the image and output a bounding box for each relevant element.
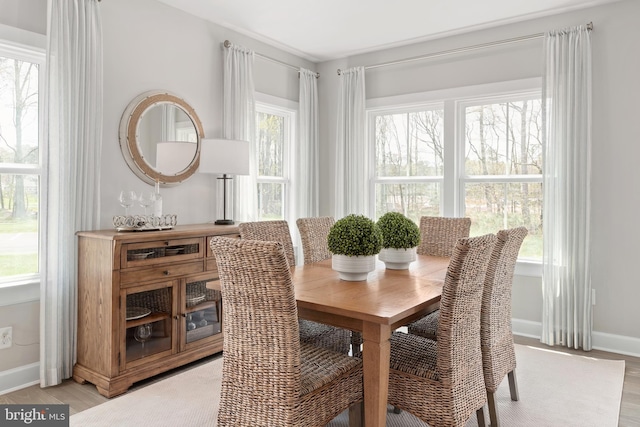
[512,318,640,358]
[0,362,39,396]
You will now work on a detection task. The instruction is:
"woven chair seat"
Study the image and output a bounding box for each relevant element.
[299,320,351,355]
[389,332,439,381]
[299,342,362,395]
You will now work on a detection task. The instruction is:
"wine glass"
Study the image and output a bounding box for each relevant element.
[119,190,137,215]
[134,323,152,349]
[138,191,155,216]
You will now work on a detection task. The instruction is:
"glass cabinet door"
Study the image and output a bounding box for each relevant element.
[183,276,222,349]
[123,283,176,367]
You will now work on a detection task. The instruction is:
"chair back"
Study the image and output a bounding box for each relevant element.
[210,237,302,424]
[296,216,335,264]
[417,216,471,256]
[481,226,528,392]
[239,220,296,267]
[436,234,496,390]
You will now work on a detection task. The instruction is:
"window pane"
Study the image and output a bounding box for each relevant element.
[464,182,542,259]
[375,182,440,223]
[0,57,40,165]
[257,112,284,177]
[0,173,39,278]
[257,182,283,220]
[465,100,542,176]
[374,110,444,177]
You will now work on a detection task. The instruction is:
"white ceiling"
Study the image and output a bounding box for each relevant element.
[156,0,615,62]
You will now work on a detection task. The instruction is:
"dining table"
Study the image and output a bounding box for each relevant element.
[290,254,450,427]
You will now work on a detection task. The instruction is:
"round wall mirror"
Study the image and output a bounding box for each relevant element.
[119,91,204,186]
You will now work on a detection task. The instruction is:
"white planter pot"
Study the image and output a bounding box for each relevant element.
[379,247,417,270]
[331,254,377,281]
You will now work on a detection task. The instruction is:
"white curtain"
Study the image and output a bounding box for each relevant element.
[297,68,319,218]
[541,24,592,351]
[223,43,256,222]
[334,66,367,218]
[41,0,103,386]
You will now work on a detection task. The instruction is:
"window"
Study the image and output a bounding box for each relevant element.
[255,99,295,221]
[369,80,542,262]
[461,96,543,260]
[372,105,444,223]
[0,42,45,285]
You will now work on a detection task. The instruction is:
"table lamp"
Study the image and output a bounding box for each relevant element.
[156,141,198,175]
[199,138,250,225]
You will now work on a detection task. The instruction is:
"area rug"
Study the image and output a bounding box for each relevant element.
[70,344,625,427]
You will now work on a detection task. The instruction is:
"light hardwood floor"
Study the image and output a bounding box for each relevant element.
[1,336,639,426]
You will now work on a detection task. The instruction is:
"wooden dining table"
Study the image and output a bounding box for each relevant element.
[290,254,449,427]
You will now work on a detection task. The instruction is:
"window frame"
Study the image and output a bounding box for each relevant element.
[254,93,297,223]
[0,28,46,305]
[367,78,543,276]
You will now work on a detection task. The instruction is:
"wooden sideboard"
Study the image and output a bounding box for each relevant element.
[73,224,239,397]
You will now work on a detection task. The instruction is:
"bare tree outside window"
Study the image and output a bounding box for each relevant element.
[373,109,444,222]
[464,99,543,258]
[256,107,290,221]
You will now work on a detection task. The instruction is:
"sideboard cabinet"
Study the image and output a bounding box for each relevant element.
[73,224,239,397]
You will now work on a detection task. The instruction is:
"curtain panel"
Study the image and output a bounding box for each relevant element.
[223,43,257,223]
[541,24,592,351]
[334,67,367,219]
[297,68,320,218]
[42,0,103,386]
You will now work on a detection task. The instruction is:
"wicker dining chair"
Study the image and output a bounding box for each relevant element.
[296,216,364,358]
[416,216,471,257]
[210,237,363,426]
[239,220,297,267]
[407,227,528,427]
[296,216,335,265]
[388,233,496,427]
[239,220,351,355]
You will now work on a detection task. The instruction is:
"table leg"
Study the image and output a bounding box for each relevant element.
[361,322,391,427]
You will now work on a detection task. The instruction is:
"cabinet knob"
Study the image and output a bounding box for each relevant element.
[174,315,180,320]
[163,270,170,276]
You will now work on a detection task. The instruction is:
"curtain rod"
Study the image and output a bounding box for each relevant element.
[223,40,319,79]
[337,22,593,75]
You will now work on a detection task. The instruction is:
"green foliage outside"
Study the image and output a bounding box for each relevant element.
[377,212,420,249]
[327,214,383,257]
[0,209,38,277]
[0,254,37,276]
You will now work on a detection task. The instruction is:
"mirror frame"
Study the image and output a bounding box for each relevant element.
[119,90,204,186]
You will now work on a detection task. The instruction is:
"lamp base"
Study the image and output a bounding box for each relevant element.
[214,219,235,225]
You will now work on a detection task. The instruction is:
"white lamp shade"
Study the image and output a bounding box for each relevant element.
[156,141,198,175]
[199,139,250,175]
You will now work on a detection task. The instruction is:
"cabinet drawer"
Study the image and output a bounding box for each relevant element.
[121,237,204,269]
[120,261,204,286]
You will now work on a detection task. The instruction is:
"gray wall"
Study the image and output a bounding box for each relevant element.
[0,0,46,35]
[318,0,640,351]
[100,0,314,228]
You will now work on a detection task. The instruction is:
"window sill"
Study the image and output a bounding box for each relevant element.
[0,280,40,307]
[515,260,542,278]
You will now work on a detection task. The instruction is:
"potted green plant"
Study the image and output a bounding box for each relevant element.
[327,214,383,281]
[377,212,421,269]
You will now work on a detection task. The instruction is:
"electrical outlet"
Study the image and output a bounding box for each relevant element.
[0,326,12,349]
